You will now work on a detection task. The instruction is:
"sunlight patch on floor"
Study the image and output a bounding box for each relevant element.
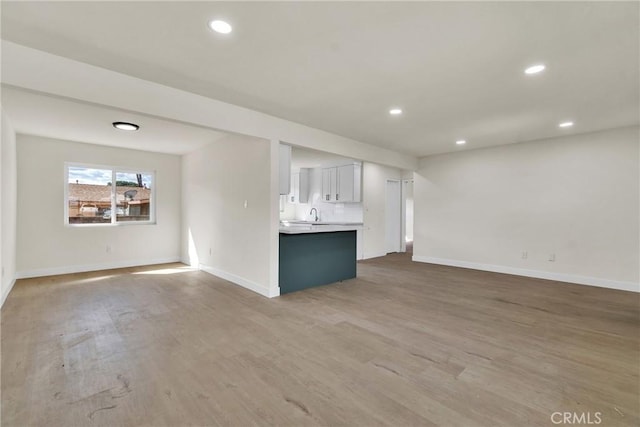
[132,266,196,275]
[68,274,118,285]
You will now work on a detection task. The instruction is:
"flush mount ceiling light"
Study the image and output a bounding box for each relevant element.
[524,64,546,75]
[208,20,232,34]
[456,140,466,145]
[389,108,403,115]
[112,122,139,131]
[559,121,574,128]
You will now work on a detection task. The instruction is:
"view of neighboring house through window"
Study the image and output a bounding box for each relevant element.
[66,164,154,225]
[115,171,152,222]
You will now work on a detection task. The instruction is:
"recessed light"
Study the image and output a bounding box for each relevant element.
[456,140,466,145]
[559,121,574,128]
[208,20,232,34]
[524,64,546,75]
[113,122,139,131]
[389,108,402,115]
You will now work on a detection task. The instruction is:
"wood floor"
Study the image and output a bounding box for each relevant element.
[2,253,638,426]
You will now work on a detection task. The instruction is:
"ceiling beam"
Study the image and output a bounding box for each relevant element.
[1,41,418,171]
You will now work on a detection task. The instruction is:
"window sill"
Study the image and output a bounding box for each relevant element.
[65,221,157,228]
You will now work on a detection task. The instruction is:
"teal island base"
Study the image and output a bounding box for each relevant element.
[279,230,357,294]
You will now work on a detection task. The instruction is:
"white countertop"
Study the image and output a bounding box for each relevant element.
[279,221,363,234]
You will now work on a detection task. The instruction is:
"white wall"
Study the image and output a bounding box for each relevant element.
[414,126,640,292]
[15,135,182,277]
[1,110,18,306]
[362,162,403,259]
[182,134,278,297]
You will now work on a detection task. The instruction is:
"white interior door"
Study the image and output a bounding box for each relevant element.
[386,180,402,253]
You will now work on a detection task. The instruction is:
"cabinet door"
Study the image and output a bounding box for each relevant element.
[298,169,310,204]
[337,164,355,202]
[322,168,337,202]
[290,173,300,203]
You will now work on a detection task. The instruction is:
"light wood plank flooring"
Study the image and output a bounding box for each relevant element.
[2,253,638,426]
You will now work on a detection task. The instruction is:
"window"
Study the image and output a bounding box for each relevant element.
[66,163,155,226]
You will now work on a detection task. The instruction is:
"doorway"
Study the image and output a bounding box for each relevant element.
[385,180,402,253]
[402,179,414,254]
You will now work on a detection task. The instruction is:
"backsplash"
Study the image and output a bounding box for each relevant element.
[280,168,363,223]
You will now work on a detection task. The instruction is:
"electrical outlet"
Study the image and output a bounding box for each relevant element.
[549,253,556,262]
[521,251,528,259]
[106,245,112,253]
[209,247,212,256]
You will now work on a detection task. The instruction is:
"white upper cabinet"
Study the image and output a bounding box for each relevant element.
[290,172,299,203]
[322,162,361,203]
[322,167,337,202]
[279,144,291,195]
[289,169,310,204]
[337,164,356,202]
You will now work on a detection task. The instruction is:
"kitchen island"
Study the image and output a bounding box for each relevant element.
[279,222,362,294]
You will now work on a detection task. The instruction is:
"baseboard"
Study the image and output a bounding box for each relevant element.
[199,264,279,298]
[15,257,183,279]
[1,277,17,308]
[412,255,639,293]
[363,251,388,260]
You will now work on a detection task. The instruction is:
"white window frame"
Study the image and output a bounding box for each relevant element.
[64,162,157,227]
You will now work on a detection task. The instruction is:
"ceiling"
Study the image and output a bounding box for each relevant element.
[1,2,638,157]
[1,86,228,155]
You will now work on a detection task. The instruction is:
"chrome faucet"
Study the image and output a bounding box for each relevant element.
[310,208,319,222]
